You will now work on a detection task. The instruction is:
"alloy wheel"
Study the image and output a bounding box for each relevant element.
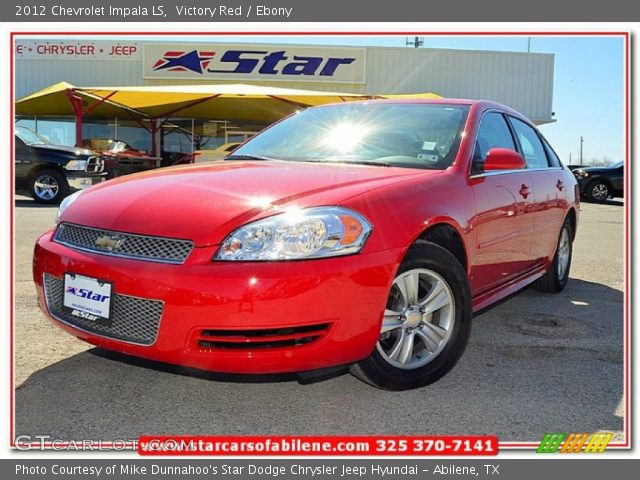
[591,183,609,202]
[377,268,455,370]
[33,174,60,201]
[557,227,571,280]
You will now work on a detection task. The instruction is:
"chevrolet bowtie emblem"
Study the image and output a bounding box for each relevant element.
[95,234,124,251]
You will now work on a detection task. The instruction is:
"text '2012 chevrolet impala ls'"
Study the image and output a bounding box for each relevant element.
[33,99,579,390]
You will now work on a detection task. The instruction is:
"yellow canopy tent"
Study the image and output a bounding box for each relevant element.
[380,92,443,100]
[16,82,377,120]
[15,81,442,154]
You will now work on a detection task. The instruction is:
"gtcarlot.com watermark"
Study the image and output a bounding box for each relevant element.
[15,435,136,451]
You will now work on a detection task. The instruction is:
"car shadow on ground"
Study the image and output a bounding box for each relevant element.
[581,198,624,207]
[15,278,624,440]
[89,348,350,385]
[14,199,57,209]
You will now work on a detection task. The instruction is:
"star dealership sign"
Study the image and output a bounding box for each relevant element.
[152,50,216,74]
[143,43,366,84]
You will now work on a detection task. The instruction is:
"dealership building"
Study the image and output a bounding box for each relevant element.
[14,39,555,157]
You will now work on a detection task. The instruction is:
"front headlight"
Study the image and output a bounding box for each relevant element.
[55,190,83,225]
[64,160,88,171]
[215,207,372,261]
[574,169,589,179]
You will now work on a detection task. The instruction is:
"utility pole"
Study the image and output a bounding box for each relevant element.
[579,136,584,165]
[406,37,424,48]
[569,152,572,163]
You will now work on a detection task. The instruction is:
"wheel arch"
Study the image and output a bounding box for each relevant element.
[26,163,67,184]
[565,207,578,240]
[586,175,612,192]
[414,221,469,274]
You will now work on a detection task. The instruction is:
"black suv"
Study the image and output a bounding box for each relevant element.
[15,126,106,204]
[572,161,624,203]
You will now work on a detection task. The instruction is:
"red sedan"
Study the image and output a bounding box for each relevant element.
[33,99,578,390]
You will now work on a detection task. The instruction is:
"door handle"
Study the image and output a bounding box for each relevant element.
[519,184,531,199]
[556,180,565,191]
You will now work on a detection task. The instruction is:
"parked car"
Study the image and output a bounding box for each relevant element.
[573,162,624,203]
[565,164,585,172]
[81,138,161,179]
[15,126,105,204]
[193,142,242,163]
[33,99,579,390]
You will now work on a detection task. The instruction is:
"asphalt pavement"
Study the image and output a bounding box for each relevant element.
[13,196,625,443]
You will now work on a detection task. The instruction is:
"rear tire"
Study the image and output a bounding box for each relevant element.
[533,219,573,293]
[29,169,69,204]
[351,241,472,390]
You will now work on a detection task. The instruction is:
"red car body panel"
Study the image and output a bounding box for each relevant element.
[58,161,429,246]
[33,236,401,373]
[33,99,579,374]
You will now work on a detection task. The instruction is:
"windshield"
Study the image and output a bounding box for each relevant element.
[611,161,623,169]
[16,126,48,145]
[228,103,470,170]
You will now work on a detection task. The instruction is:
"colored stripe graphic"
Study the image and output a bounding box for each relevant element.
[537,432,612,453]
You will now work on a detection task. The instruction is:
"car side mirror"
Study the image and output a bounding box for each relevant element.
[484,148,526,171]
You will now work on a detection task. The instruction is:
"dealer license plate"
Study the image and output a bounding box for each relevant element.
[63,273,112,322]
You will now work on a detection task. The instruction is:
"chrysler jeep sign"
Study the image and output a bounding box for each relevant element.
[143,44,366,83]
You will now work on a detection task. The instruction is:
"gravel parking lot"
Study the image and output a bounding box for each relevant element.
[13,196,625,443]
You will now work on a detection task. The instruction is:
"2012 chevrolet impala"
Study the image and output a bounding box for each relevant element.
[33,99,579,390]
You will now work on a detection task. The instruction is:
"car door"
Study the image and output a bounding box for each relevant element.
[610,164,624,194]
[468,111,535,296]
[14,136,35,187]
[508,117,567,265]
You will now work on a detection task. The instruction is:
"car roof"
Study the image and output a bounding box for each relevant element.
[314,98,525,118]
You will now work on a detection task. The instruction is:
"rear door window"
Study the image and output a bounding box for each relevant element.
[541,139,562,168]
[509,117,550,169]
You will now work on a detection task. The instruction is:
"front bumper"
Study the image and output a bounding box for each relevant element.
[66,173,107,191]
[573,175,593,195]
[33,230,402,374]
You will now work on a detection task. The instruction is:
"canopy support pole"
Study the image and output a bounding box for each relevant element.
[83,91,117,115]
[65,89,84,147]
[156,94,221,118]
[150,119,158,157]
[267,95,308,109]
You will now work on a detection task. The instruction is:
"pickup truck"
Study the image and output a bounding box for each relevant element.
[15,126,106,204]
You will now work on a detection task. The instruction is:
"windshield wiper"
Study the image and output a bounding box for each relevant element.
[334,159,393,167]
[225,155,392,167]
[225,154,279,161]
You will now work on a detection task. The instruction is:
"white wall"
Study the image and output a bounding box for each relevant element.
[15,40,554,124]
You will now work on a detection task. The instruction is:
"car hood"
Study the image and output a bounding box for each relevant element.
[103,149,149,158]
[60,160,432,246]
[575,167,612,174]
[31,143,96,157]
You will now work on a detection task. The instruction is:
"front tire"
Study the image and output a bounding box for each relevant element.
[533,219,573,293]
[29,169,68,204]
[351,241,472,390]
[586,180,610,203]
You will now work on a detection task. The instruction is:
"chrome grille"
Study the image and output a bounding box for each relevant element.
[54,223,194,264]
[85,156,104,173]
[43,274,163,346]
